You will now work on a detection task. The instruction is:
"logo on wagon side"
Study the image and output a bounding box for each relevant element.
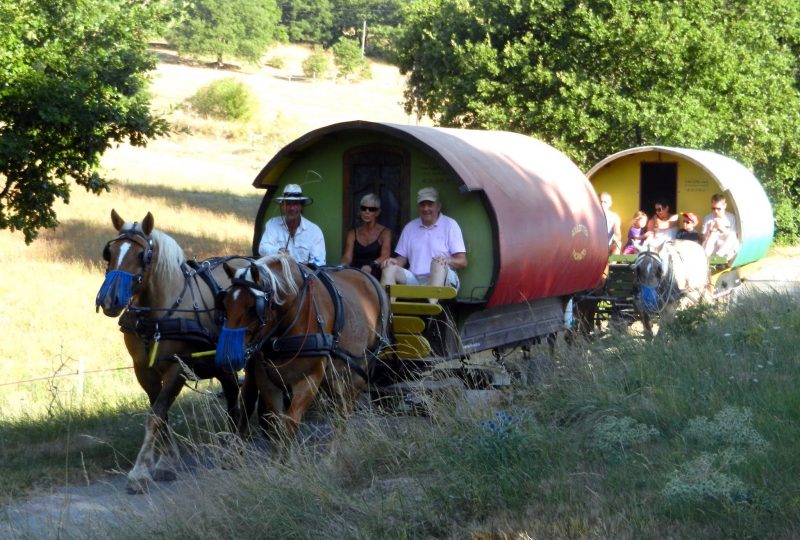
[571,224,589,261]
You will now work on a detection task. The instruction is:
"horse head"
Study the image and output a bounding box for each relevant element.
[633,246,672,313]
[216,255,298,372]
[96,209,157,317]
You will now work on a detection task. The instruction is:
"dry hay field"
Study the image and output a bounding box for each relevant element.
[0,44,424,419]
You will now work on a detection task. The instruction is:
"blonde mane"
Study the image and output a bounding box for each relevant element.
[121,222,185,278]
[255,253,299,304]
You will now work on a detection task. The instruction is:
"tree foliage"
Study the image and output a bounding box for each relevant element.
[278,0,334,44]
[167,0,283,66]
[0,0,170,243]
[397,0,800,239]
[332,37,365,79]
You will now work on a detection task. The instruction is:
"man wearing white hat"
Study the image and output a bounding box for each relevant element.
[381,186,467,301]
[258,184,326,266]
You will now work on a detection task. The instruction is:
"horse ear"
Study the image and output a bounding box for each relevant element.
[249,264,259,283]
[223,262,236,279]
[142,212,155,235]
[111,209,125,231]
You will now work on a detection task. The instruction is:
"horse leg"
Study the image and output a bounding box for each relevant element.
[127,363,184,494]
[283,359,327,438]
[218,371,241,430]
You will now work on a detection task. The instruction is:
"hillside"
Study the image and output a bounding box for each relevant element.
[101,43,426,194]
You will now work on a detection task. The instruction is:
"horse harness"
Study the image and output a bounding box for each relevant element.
[119,256,252,366]
[632,248,686,313]
[235,262,389,382]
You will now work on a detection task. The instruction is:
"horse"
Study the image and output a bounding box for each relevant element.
[632,239,713,335]
[216,253,390,441]
[95,209,251,493]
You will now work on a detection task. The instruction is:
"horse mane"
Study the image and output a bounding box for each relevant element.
[120,222,186,278]
[255,253,299,304]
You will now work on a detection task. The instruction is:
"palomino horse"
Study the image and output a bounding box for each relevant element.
[95,210,250,493]
[632,239,713,335]
[216,253,390,440]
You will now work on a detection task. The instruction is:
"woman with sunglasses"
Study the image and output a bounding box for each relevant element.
[643,199,678,247]
[341,193,392,278]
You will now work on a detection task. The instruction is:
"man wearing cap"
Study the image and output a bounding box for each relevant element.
[381,187,467,300]
[258,183,326,266]
[676,212,702,244]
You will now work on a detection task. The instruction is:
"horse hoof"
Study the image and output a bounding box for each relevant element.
[152,468,177,482]
[126,477,152,494]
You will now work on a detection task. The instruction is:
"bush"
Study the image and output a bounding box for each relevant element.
[332,38,366,80]
[187,78,258,122]
[302,50,329,79]
[772,194,800,245]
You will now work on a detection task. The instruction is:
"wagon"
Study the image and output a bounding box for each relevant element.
[575,146,774,332]
[249,121,608,376]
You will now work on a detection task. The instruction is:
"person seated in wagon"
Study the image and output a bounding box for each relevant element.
[258,183,326,266]
[381,187,467,302]
[702,193,739,262]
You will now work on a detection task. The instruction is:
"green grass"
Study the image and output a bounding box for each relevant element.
[34,289,793,539]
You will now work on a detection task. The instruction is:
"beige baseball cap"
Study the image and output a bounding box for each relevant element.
[416,187,439,203]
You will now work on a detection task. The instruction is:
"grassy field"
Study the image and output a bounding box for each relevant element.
[0,44,416,495]
[2,44,800,538]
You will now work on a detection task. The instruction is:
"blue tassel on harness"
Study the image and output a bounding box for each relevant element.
[215,327,247,372]
[95,270,135,311]
[640,285,660,313]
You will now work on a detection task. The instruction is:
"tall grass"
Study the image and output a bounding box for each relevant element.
[30,290,793,539]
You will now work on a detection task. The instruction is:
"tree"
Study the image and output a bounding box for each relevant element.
[167,0,283,66]
[332,38,365,79]
[398,0,800,240]
[0,0,170,243]
[278,0,334,44]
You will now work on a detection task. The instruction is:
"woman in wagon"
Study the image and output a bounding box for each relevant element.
[341,193,392,278]
[258,183,326,266]
[643,199,678,247]
[381,186,467,302]
[702,193,739,262]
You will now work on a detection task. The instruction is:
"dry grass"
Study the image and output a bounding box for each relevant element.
[0,43,417,418]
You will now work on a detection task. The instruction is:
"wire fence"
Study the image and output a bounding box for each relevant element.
[0,364,133,389]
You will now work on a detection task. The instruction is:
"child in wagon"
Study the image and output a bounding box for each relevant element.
[621,211,648,254]
[676,212,702,243]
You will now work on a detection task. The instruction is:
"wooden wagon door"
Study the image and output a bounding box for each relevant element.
[342,145,410,252]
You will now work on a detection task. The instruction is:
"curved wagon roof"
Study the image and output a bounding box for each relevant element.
[253,121,607,308]
[588,145,773,267]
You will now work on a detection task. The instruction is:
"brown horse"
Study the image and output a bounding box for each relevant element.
[217,253,390,440]
[632,240,713,335]
[95,210,250,493]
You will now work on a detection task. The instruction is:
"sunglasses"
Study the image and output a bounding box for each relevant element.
[360,205,379,212]
[654,206,665,212]
[711,206,724,210]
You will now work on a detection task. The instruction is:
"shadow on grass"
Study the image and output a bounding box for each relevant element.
[41,219,254,267]
[111,183,262,224]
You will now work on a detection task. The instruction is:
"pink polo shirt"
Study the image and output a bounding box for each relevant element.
[395,214,466,276]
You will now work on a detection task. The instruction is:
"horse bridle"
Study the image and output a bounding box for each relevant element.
[102,227,155,283]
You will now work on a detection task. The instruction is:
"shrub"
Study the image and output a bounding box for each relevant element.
[187,78,258,122]
[590,415,660,462]
[266,55,286,70]
[302,50,329,79]
[332,38,366,80]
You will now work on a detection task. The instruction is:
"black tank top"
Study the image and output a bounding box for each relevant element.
[352,227,385,278]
